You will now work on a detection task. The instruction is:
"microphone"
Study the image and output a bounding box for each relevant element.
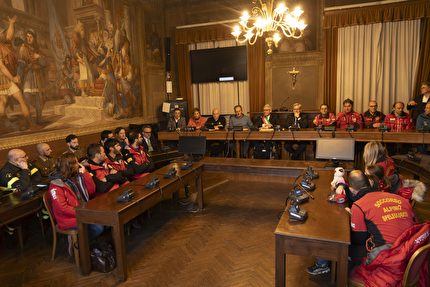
[277,97,290,112]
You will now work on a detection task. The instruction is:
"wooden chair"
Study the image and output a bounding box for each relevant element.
[348,242,430,287]
[42,192,80,267]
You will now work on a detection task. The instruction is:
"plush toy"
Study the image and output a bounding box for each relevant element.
[331,167,346,190]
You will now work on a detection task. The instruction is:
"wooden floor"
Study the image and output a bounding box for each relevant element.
[0,173,429,287]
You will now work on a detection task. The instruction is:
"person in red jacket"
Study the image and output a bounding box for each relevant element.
[85,143,128,197]
[363,141,395,177]
[104,138,134,180]
[362,101,385,129]
[384,102,413,155]
[336,98,363,129]
[49,152,105,254]
[313,103,336,127]
[123,131,154,179]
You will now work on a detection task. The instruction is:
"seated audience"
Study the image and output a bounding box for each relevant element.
[100,130,113,146]
[313,104,336,127]
[0,148,41,249]
[141,125,160,152]
[363,141,395,177]
[187,107,206,130]
[123,131,154,179]
[32,143,55,181]
[284,103,308,160]
[384,102,413,155]
[336,98,363,129]
[362,101,385,129]
[85,143,128,197]
[253,104,281,159]
[104,138,135,179]
[307,170,417,275]
[407,82,430,125]
[63,134,85,160]
[415,102,430,154]
[228,105,253,158]
[115,127,129,149]
[206,108,226,157]
[49,153,105,255]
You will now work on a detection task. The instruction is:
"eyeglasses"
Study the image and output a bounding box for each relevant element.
[369,105,377,107]
[263,109,270,111]
[143,131,151,134]
[17,154,28,159]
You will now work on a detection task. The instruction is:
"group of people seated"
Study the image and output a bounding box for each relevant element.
[0,125,157,250]
[306,140,428,285]
[171,82,430,159]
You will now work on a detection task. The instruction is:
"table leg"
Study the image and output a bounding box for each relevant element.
[77,219,90,275]
[17,224,23,249]
[275,235,286,287]
[197,172,203,209]
[112,217,127,282]
[236,141,240,158]
[336,244,349,287]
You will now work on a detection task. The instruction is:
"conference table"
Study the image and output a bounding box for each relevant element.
[0,187,47,248]
[158,129,430,158]
[75,163,203,282]
[274,169,350,287]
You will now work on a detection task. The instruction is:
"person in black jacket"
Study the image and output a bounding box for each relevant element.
[407,82,430,125]
[284,103,308,160]
[123,131,155,179]
[253,104,281,159]
[141,125,160,152]
[206,108,226,157]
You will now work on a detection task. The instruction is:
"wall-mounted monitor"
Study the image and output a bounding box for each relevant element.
[190,46,247,83]
[316,138,355,168]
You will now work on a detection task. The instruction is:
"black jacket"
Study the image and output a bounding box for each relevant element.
[141,135,161,152]
[0,161,41,192]
[285,113,308,129]
[253,113,281,128]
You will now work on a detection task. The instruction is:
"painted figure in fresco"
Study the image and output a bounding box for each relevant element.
[148,23,161,61]
[0,15,33,131]
[17,29,50,124]
[130,66,141,117]
[71,21,94,97]
[119,29,130,61]
[116,53,133,120]
[102,62,120,117]
[59,54,76,104]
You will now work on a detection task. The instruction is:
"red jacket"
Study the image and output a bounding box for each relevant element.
[313,113,336,126]
[376,156,395,177]
[85,162,129,197]
[336,110,363,129]
[127,145,151,179]
[383,111,413,131]
[356,221,430,287]
[49,171,96,230]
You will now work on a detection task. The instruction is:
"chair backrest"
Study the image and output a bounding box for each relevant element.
[42,191,58,229]
[402,240,430,287]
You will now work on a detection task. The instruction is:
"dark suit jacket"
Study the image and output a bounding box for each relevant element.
[167,117,187,130]
[142,135,161,152]
[285,113,308,129]
[253,113,281,128]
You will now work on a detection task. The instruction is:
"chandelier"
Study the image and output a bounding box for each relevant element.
[231,0,307,55]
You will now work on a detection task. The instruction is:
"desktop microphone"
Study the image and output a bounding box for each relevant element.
[278,97,290,111]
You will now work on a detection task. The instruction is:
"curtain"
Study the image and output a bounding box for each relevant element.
[336,19,421,114]
[177,43,193,118]
[189,39,249,116]
[247,38,265,118]
[412,18,430,99]
[324,28,338,112]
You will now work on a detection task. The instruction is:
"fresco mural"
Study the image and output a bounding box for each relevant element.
[0,0,153,140]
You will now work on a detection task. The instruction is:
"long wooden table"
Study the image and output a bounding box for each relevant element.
[274,170,350,287]
[158,129,430,158]
[0,187,47,248]
[75,163,203,282]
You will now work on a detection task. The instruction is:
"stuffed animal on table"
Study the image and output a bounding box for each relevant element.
[331,167,346,190]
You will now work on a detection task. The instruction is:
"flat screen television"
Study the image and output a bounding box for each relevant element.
[316,138,355,168]
[190,46,247,83]
[178,136,207,160]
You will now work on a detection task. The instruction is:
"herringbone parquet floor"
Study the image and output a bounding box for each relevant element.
[0,175,429,287]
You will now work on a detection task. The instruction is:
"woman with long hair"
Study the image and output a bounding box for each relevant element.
[363,141,395,177]
[49,153,105,255]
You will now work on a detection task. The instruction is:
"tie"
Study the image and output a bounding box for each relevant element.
[147,139,153,151]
